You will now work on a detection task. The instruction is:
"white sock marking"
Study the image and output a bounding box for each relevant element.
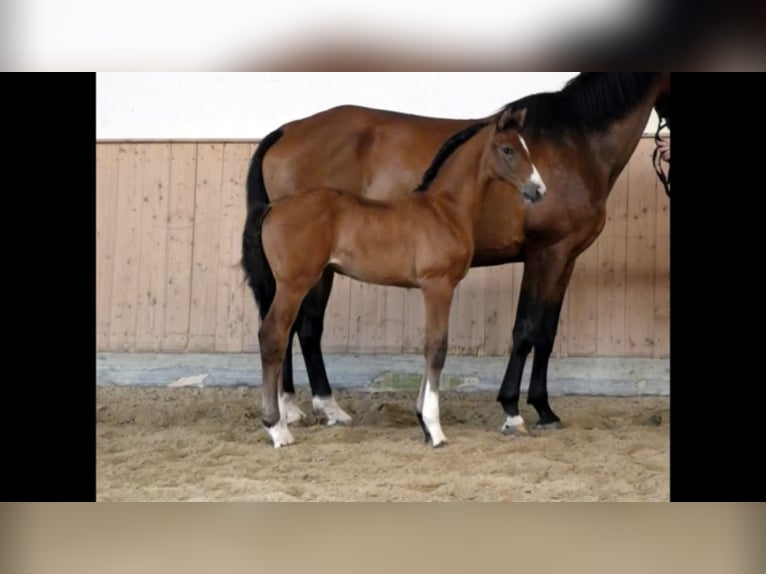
[266,418,295,448]
[501,415,526,431]
[312,396,352,426]
[282,392,307,424]
[422,379,447,447]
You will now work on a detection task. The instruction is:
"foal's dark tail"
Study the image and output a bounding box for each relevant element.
[243,128,283,319]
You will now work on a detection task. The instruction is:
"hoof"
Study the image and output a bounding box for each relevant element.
[428,429,448,448]
[282,395,307,425]
[501,423,532,437]
[265,421,296,448]
[535,420,563,430]
[273,438,295,449]
[416,412,431,443]
[313,396,353,427]
[285,409,307,425]
[501,415,532,437]
[326,418,351,428]
[417,411,447,447]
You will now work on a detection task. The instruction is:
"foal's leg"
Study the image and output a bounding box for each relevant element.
[258,287,307,448]
[243,226,306,425]
[416,280,454,447]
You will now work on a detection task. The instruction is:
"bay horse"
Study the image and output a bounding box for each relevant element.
[246,72,671,435]
[242,107,545,447]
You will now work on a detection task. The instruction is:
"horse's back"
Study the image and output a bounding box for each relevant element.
[262,105,477,202]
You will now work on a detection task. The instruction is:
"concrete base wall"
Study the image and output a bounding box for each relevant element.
[97,353,669,396]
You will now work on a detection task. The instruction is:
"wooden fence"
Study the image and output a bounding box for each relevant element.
[96,138,669,357]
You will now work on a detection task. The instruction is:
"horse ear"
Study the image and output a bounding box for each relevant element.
[497,107,527,131]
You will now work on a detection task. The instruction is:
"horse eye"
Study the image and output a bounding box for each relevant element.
[501,145,514,156]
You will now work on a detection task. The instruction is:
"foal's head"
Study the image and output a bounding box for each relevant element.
[487,107,546,203]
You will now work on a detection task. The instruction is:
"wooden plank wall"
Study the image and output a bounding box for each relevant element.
[96,138,669,358]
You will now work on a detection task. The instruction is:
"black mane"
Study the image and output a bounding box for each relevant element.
[414,73,662,192]
[503,72,662,136]
[414,121,488,193]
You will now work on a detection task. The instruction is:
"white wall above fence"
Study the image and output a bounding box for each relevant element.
[97,73,663,140]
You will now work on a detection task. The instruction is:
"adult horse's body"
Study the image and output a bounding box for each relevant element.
[246,72,671,434]
[244,108,544,447]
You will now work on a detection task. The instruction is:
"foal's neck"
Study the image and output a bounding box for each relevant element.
[425,133,486,225]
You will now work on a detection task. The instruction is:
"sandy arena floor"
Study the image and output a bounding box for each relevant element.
[97,387,668,501]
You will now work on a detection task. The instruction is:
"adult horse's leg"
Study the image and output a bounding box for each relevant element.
[525,293,569,428]
[281,269,352,426]
[297,269,352,426]
[279,330,307,424]
[497,250,575,434]
[279,270,333,424]
[415,280,453,447]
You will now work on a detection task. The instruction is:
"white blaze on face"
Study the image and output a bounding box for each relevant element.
[519,134,546,196]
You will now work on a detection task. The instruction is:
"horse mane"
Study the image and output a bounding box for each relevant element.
[504,72,663,136]
[414,74,661,192]
[414,121,489,193]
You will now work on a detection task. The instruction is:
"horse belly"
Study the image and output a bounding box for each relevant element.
[330,238,417,288]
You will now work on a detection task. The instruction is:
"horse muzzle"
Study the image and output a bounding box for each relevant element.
[521,181,546,203]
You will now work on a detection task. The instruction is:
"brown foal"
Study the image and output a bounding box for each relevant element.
[243,107,546,448]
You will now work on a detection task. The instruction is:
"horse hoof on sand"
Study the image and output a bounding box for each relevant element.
[326,418,351,427]
[313,396,353,427]
[272,431,296,448]
[429,430,448,448]
[266,422,296,448]
[285,410,306,425]
[273,439,295,449]
[535,421,563,430]
[501,423,532,437]
[283,397,307,425]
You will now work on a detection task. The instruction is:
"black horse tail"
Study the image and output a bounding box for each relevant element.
[243,129,282,319]
[242,202,275,320]
[246,128,284,211]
